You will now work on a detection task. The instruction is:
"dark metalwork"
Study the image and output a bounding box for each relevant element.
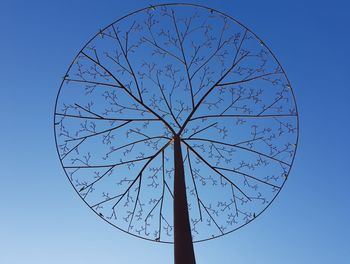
[173,135,196,263]
[54,3,299,264]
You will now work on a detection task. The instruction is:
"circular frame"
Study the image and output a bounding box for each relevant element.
[54,3,299,243]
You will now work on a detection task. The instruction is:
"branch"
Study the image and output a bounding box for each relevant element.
[216,72,277,87]
[145,197,162,222]
[155,71,181,128]
[187,147,203,221]
[178,51,249,135]
[165,180,174,199]
[183,137,291,166]
[106,136,170,157]
[187,122,218,138]
[198,199,224,235]
[65,78,122,89]
[233,29,247,64]
[141,36,184,64]
[190,24,245,81]
[230,185,239,217]
[220,94,241,115]
[90,193,123,208]
[105,52,132,75]
[128,181,142,231]
[73,156,152,190]
[190,114,297,122]
[74,103,104,118]
[74,150,148,167]
[56,112,160,122]
[158,150,166,239]
[213,166,281,189]
[112,139,172,210]
[258,96,283,116]
[182,140,251,201]
[61,138,86,160]
[143,152,166,240]
[111,24,143,102]
[81,51,176,135]
[171,11,195,109]
[65,121,131,142]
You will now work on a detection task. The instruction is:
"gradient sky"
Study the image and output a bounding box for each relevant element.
[1,0,349,263]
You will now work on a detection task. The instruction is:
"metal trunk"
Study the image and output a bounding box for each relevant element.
[173,135,196,264]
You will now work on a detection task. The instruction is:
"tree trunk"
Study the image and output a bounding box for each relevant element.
[173,135,196,264]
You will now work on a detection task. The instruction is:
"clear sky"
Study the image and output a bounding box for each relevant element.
[0,0,349,263]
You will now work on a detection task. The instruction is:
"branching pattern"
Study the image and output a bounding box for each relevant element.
[54,4,299,243]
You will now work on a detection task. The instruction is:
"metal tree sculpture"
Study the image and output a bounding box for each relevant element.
[54,3,298,264]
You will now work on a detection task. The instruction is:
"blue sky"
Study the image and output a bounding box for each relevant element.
[0,0,349,263]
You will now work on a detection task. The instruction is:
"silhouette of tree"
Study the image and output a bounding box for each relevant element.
[54,3,298,264]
